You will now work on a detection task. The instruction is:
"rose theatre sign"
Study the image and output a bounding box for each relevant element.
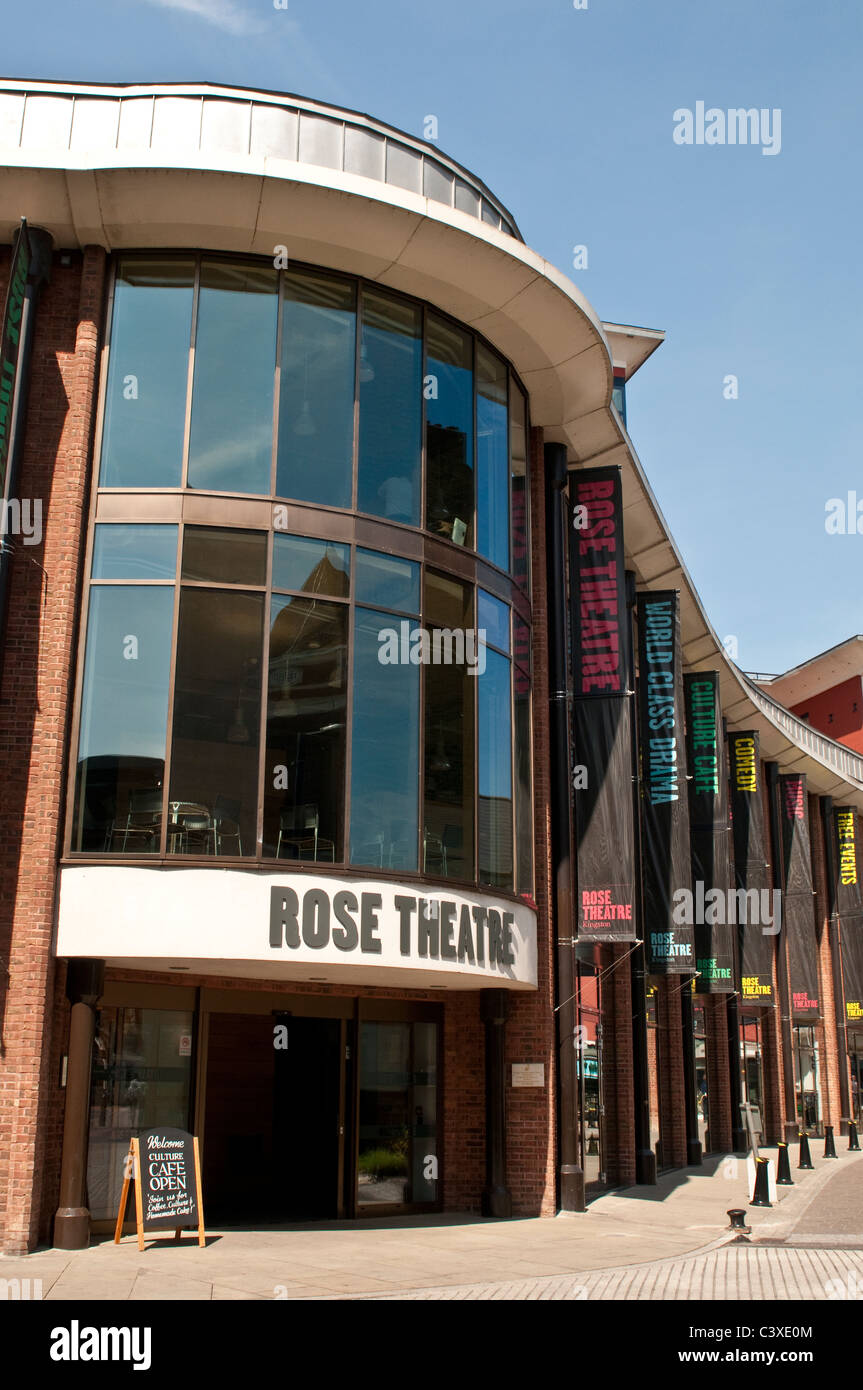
[56,867,537,990]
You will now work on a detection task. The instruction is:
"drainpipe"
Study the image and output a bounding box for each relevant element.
[545,441,584,1213]
[723,715,748,1152]
[821,796,852,1134]
[766,762,800,1144]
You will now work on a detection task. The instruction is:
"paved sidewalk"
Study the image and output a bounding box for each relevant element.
[2,1144,861,1301]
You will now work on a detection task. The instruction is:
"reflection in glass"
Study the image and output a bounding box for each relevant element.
[350,609,419,870]
[91,524,178,581]
[272,534,350,597]
[426,314,473,545]
[476,343,509,570]
[187,261,277,494]
[358,1021,438,1208]
[358,291,422,524]
[423,571,474,880]
[181,526,268,586]
[510,385,529,591]
[168,588,264,855]
[478,646,513,889]
[514,616,533,896]
[477,589,510,654]
[100,260,194,488]
[88,1007,194,1221]
[73,587,174,852]
[264,595,347,860]
[277,270,356,509]
[355,548,419,614]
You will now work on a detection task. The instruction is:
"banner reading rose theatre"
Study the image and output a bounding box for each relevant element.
[683,672,735,992]
[834,806,863,1025]
[637,591,694,973]
[568,467,637,942]
[779,773,820,1020]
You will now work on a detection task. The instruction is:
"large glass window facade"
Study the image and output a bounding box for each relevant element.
[72,253,534,892]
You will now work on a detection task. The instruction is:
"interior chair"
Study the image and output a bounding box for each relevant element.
[276,804,335,862]
[174,807,211,855]
[209,795,243,856]
[118,787,163,852]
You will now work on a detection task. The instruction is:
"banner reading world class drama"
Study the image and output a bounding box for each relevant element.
[568,467,637,942]
[833,806,863,1025]
[727,731,774,1005]
[683,672,735,993]
[637,590,694,974]
[779,773,820,1020]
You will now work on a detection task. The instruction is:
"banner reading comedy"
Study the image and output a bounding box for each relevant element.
[569,467,637,942]
[728,731,774,1005]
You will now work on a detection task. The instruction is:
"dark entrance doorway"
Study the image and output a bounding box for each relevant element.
[203,1012,344,1222]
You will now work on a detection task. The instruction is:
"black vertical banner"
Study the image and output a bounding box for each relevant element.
[637,590,694,974]
[683,672,735,992]
[834,806,863,1025]
[779,774,820,1020]
[727,731,775,1006]
[569,467,637,942]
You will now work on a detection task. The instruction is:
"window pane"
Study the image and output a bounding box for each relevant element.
[272,534,350,596]
[355,548,419,614]
[357,290,422,524]
[478,589,510,654]
[168,588,264,856]
[88,1007,194,1220]
[423,571,474,881]
[510,384,529,590]
[277,270,356,509]
[91,525,178,580]
[264,595,347,861]
[182,527,268,586]
[514,617,533,896]
[73,586,174,852]
[350,608,419,870]
[476,344,509,570]
[100,259,194,488]
[478,647,512,889]
[426,314,473,546]
[187,260,277,494]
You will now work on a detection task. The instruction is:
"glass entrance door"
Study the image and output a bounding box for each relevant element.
[793,1024,822,1136]
[357,1019,439,1212]
[576,963,604,1190]
[740,1014,765,1142]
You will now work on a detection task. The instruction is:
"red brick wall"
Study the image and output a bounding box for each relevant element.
[656,978,687,1167]
[790,676,863,755]
[505,424,556,1217]
[601,942,635,1185]
[703,994,731,1152]
[0,246,107,1254]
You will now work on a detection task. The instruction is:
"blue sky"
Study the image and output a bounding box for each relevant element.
[4,0,862,674]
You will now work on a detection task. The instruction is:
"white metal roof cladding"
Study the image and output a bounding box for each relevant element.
[2,78,861,807]
[0,79,521,239]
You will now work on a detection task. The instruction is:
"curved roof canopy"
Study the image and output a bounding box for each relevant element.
[3,78,861,807]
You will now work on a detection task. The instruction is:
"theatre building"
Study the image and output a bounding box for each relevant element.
[2,80,863,1254]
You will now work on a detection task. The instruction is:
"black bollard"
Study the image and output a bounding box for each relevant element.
[849,1121,861,1152]
[798,1131,814,1169]
[727,1208,750,1236]
[750,1156,772,1207]
[776,1141,794,1185]
[824,1125,838,1159]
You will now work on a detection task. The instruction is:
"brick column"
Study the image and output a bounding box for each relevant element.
[601,942,636,1185]
[656,978,688,1167]
[703,994,732,1152]
[0,246,106,1253]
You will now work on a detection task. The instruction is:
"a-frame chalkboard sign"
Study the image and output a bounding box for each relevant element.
[114,1127,206,1251]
